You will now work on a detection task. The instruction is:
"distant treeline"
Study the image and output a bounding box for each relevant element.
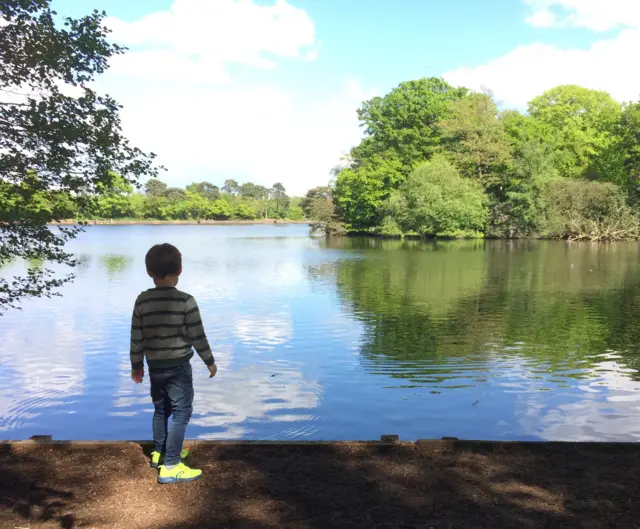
[37,177,333,222]
[312,78,640,241]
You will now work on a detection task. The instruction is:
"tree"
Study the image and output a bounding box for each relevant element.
[186,181,220,201]
[527,85,621,178]
[93,173,135,218]
[610,101,640,202]
[351,77,468,172]
[334,156,404,229]
[240,182,269,218]
[269,182,289,217]
[210,199,233,219]
[165,187,186,201]
[144,178,167,197]
[386,155,488,238]
[437,92,512,190]
[239,182,267,200]
[233,203,257,220]
[222,179,240,195]
[300,186,334,221]
[0,1,158,312]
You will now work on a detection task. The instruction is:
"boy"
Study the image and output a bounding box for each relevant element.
[130,243,217,484]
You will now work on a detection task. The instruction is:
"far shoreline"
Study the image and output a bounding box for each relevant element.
[48,219,312,226]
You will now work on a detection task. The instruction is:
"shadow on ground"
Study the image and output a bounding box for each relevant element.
[1,441,639,528]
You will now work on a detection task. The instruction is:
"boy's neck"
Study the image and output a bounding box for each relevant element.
[153,276,179,288]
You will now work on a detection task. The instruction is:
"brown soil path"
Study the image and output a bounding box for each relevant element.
[0,440,639,529]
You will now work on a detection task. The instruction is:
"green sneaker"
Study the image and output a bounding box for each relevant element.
[150,448,189,469]
[158,462,202,484]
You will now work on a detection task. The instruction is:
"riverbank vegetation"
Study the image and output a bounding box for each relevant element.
[326,79,640,241]
[64,176,307,222]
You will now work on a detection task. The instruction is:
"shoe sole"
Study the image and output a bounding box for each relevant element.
[157,474,202,484]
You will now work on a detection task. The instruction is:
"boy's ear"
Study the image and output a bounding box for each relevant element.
[147,269,153,278]
[177,266,183,276]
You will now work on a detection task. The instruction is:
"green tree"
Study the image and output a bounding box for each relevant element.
[287,198,305,220]
[437,92,512,189]
[352,77,468,171]
[233,203,257,220]
[270,182,289,217]
[386,155,488,238]
[93,173,135,218]
[527,85,621,179]
[210,199,233,219]
[144,178,167,197]
[610,101,640,202]
[300,186,334,221]
[186,181,220,201]
[0,1,158,311]
[497,141,558,237]
[222,179,240,195]
[334,156,404,229]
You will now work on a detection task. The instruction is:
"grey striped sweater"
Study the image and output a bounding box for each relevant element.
[130,287,215,370]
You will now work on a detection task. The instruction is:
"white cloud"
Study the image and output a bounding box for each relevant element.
[524,0,640,32]
[106,0,317,68]
[443,2,640,109]
[95,0,369,196]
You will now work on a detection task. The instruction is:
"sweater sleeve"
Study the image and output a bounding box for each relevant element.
[185,296,215,366]
[130,300,145,370]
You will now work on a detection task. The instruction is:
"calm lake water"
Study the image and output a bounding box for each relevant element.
[1,224,640,441]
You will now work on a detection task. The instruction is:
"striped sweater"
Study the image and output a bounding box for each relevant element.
[130,287,215,370]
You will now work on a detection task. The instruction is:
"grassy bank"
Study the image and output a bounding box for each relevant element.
[1,439,638,528]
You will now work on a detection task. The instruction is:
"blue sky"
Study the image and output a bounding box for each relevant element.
[51,0,640,194]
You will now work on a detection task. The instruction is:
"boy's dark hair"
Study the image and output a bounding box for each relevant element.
[145,243,182,278]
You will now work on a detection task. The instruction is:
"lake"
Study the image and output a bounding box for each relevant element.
[1,224,640,441]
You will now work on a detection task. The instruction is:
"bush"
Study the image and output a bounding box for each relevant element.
[542,179,638,241]
[233,203,257,220]
[386,155,488,238]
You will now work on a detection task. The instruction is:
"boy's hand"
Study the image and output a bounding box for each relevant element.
[208,363,218,379]
[131,369,144,384]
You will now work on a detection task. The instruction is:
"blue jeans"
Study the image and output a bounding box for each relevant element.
[150,362,194,466]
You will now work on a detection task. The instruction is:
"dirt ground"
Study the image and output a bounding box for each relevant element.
[1,440,639,529]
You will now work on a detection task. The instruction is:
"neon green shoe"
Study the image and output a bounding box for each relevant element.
[150,448,189,469]
[158,462,202,484]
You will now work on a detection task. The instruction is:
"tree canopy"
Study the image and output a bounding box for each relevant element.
[0,0,158,312]
[331,78,640,241]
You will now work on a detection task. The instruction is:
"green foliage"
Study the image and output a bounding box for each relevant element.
[527,85,621,179]
[334,156,404,229]
[144,178,167,197]
[0,0,158,312]
[542,179,638,241]
[233,203,257,220]
[210,199,233,220]
[611,102,640,202]
[185,181,220,201]
[300,186,335,222]
[72,178,304,222]
[437,92,512,189]
[352,77,467,172]
[330,77,640,241]
[386,156,488,238]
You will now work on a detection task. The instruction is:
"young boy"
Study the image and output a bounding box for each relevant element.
[130,243,217,484]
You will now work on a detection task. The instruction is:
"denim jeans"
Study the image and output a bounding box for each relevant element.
[150,362,194,466]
